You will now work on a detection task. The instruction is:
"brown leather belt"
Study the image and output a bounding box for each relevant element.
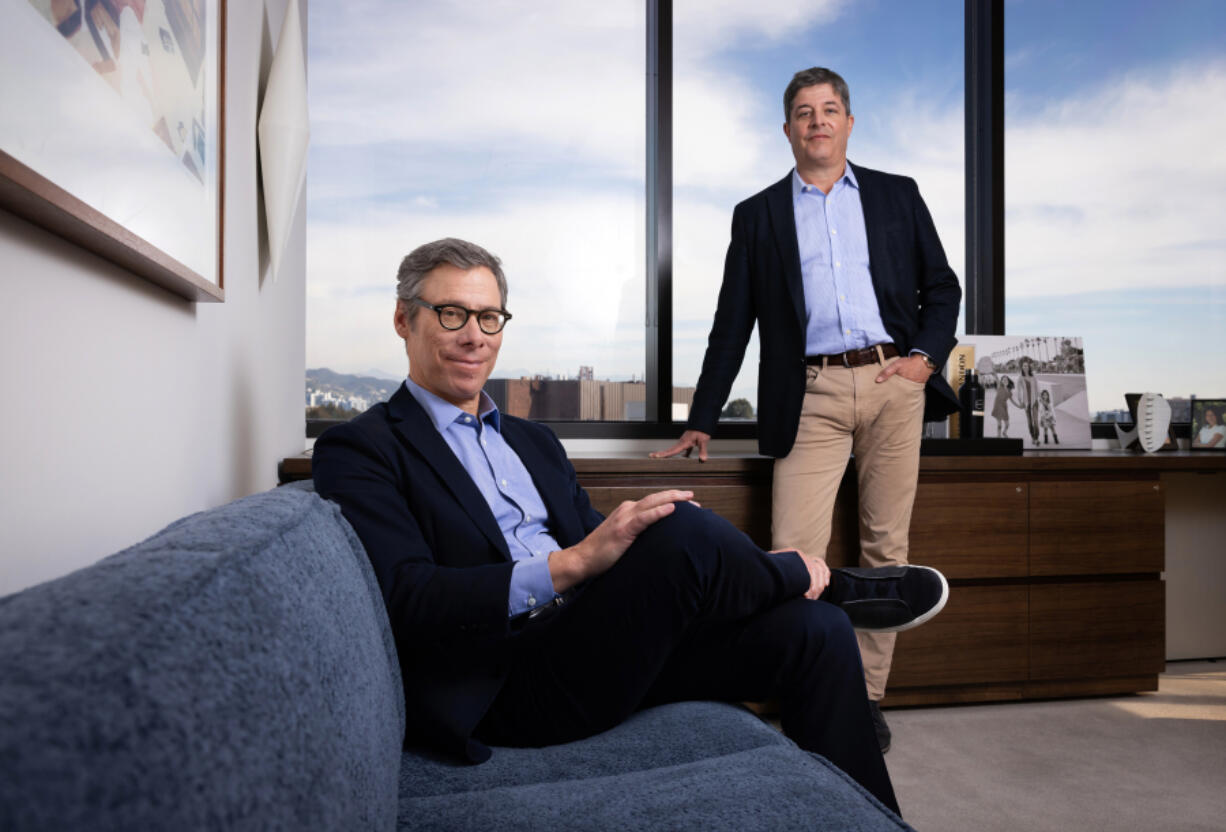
[806,343,899,368]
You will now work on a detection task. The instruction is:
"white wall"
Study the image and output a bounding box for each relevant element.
[0,0,306,595]
[1164,472,1226,660]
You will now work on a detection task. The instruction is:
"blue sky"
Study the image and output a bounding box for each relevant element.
[306,0,1225,414]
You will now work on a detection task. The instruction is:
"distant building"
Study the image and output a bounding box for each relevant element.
[485,378,694,421]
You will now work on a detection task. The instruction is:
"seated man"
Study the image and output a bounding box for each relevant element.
[313,237,949,816]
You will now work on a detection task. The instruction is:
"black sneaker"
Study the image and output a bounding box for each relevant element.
[868,701,891,753]
[827,565,949,633]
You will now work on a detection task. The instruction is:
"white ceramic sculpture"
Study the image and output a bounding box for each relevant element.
[1114,392,1171,453]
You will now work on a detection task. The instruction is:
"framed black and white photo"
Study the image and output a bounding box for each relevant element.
[950,335,1092,449]
[0,0,226,301]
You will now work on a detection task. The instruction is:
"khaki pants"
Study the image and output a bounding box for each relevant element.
[772,352,926,701]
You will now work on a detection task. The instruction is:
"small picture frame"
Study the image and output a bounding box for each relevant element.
[1189,397,1226,451]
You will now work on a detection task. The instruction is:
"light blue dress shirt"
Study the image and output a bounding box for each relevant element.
[403,378,560,618]
[792,166,894,357]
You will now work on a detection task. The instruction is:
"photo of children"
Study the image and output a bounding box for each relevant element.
[956,336,1092,449]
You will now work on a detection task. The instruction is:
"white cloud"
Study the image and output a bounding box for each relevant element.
[673,0,846,58]
[308,0,644,179]
[307,191,646,379]
[1005,61,1226,297]
[671,69,792,193]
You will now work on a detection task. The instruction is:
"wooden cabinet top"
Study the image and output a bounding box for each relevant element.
[564,450,1226,476]
[282,447,1226,483]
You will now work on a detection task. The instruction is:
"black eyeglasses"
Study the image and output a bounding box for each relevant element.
[413,298,512,334]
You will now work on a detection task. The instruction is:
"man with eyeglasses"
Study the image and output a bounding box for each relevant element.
[654,67,963,753]
[314,237,951,816]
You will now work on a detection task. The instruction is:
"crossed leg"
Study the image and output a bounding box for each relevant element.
[476,502,898,814]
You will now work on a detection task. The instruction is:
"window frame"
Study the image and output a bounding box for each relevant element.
[307,0,1150,441]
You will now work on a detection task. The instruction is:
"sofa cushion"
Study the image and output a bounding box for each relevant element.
[399,701,912,831]
[0,487,404,831]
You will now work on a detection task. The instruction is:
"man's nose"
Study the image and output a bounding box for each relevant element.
[456,314,486,342]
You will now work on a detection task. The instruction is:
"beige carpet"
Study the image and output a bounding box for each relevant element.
[884,661,1226,831]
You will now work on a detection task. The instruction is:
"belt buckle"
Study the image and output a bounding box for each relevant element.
[841,351,852,368]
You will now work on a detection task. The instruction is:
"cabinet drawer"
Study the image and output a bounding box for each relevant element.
[1029,580,1165,680]
[1030,480,1164,575]
[909,481,1028,579]
[889,584,1029,688]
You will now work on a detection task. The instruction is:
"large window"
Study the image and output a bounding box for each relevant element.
[1004,1,1226,421]
[306,1,646,421]
[672,1,964,422]
[306,1,1224,435]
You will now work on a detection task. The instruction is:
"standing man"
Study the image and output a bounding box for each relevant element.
[654,67,962,751]
[315,238,953,816]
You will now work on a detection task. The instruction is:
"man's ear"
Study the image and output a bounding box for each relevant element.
[394,301,412,339]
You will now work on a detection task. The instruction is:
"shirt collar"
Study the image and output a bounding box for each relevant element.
[791,162,858,197]
[403,377,501,434]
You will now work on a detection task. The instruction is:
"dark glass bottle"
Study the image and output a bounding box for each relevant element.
[959,370,985,439]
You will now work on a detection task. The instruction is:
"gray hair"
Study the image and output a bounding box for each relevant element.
[395,237,508,319]
[784,67,851,119]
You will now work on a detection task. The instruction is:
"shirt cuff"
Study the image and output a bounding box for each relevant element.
[908,349,932,358]
[508,554,557,618]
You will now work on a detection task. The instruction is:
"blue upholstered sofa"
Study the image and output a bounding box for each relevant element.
[0,483,912,831]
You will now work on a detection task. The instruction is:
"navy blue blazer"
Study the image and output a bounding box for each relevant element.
[313,385,604,762]
[688,163,963,457]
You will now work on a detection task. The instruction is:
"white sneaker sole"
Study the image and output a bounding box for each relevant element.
[859,565,950,634]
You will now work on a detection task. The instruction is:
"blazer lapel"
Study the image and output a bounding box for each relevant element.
[851,161,891,298]
[765,172,807,335]
[500,420,586,548]
[386,386,511,560]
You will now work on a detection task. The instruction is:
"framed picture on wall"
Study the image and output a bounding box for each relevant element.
[1190,397,1226,451]
[0,0,226,302]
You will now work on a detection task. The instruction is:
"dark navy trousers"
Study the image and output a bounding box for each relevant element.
[476,502,899,814]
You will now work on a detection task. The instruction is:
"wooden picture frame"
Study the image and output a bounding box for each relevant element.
[0,0,226,302]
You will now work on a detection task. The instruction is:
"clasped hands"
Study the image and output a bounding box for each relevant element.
[547,489,830,598]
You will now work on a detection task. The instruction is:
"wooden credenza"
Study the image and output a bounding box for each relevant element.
[283,448,1226,707]
[565,451,1226,708]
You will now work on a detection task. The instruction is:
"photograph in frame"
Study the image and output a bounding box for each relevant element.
[1189,397,1226,451]
[0,0,225,300]
[952,335,1092,450]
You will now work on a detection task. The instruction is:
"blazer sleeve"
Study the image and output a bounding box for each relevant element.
[313,419,515,645]
[687,202,759,434]
[905,179,962,366]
